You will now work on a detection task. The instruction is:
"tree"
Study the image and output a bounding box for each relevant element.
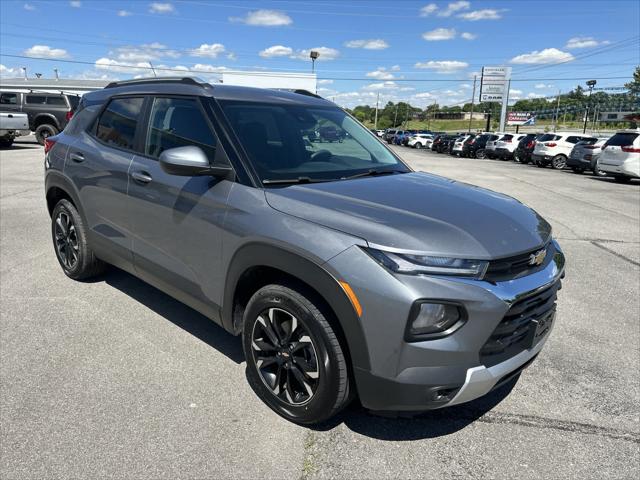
[625,66,640,100]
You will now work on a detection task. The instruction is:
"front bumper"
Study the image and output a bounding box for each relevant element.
[325,241,565,411]
[599,161,640,178]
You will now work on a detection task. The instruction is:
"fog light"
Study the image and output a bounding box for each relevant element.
[405,302,466,341]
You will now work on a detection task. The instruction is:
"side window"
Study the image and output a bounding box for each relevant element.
[26,95,46,104]
[145,97,216,160]
[95,97,144,151]
[566,136,581,144]
[0,93,18,105]
[46,96,67,106]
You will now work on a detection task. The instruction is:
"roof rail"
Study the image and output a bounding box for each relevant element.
[274,88,323,99]
[104,76,209,89]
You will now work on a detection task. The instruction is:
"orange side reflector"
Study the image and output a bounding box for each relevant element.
[339,281,363,317]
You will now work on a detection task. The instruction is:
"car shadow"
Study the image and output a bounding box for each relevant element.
[311,376,519,440]
[586,176,639,186]
[101,267,245,364]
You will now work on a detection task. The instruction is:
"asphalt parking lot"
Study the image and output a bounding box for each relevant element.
[1,136,638,479]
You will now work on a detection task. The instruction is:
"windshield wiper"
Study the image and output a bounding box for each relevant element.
[262,176,333,185]
[341,169,407,180]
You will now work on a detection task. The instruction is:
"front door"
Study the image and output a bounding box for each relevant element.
[127,96,233,322]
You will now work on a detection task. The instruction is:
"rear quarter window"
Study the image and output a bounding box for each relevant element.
[95,97,145,151]
[606,132,639,146]
[25,95,46,104]
[46,96,67,106]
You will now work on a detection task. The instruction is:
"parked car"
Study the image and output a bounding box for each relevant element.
[0,90,79,145]
[436,134,457,154]
[375,129,384,137]
[465,133,494,159]
[494,134,527,161]
[597,129,640,182]
[407,133,433,149]
[513,134,542,164]
[532,133,596,169]
[44,76,565,424]
[567,137,609,175]
[0,111,30,147]
[384,129,397,143]
[451,134,475,157]
[430,134,449,152]
[318,125,343,143]
[484,133,504,159]
[393,130,409,145]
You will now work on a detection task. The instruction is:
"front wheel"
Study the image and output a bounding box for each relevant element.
[551,155,567,170]
[243,284,351,424]
[414,143,422,149]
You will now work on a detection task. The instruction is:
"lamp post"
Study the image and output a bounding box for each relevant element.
[583,79,597,134]
[309,50,319,73]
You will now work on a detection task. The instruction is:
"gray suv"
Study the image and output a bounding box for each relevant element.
[44,77,565,424]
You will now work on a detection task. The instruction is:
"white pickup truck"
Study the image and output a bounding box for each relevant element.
[0,112,30,147]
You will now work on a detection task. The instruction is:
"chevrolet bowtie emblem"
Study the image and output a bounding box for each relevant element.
[529,249,547,266]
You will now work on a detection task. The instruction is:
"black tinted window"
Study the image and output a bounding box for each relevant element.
[0,93,18,105]
[606,132,639,146]
[566,136,583,144]
[46,96,66,106]
[67,96,80,109]
[26,95,46,104]
[538,134,560,142]
[145,97,216,160]
[96,97,144,150]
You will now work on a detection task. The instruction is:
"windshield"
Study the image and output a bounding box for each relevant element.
[220,101,409,183]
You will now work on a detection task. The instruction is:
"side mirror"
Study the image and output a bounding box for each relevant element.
[159,146,233,177]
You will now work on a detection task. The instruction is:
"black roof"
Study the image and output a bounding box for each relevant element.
[84,76,333,107]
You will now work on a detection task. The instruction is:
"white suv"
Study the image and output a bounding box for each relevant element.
[597,129,640,183]
[494,134,527,160]
[408,133,434,149]
[532,132,595,169]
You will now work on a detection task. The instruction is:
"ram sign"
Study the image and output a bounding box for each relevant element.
[507,112,536,126]
[479,66,511,103]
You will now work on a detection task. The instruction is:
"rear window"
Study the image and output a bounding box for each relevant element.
[577,137,598,145]
[25,95,46,104]
[605,132,639,146]
[46,96,66,106]
[95,97,144,151]
[67,96,80,109]
[538,134,560,142]
[501,134,513,140]
[0,92,18,105]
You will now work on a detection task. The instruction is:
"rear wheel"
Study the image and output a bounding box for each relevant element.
[551,155,567,170]
[0,138,14,148]
[243,284,351,424]
[51,199,106,280]
[593,165,607,177]
[475,149,486,159]
[414,143,422,149]
[35,124,58,145]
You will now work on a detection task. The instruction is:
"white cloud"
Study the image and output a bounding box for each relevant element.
[112,43,179,62]
[419,3,438,16]
[565,36,610,49]
[149,2,174,14]
[259,45,293,58]
[366,67,395,80]
[422,28,457,41]
[318,79,334,85]
[69,1,81,7]
[363,81,399,91]
[534,83,553,89]
[95,58,152,74]
[192,63,227,73]
[458,9,503,21]
[0,64,22,77]
[390,65,401,71]
[527,92,544,98]
[344,39,389,50]
[459,83,472,89]
[439,1,470,17]
[510,48,574,64]
[399,87,415,92]
[414,60,468,73]
[230,9,292,26]
[509,89,523,95]
[189,43,226,59]
[117,10,132,16]
[23,3,36,10]
[226,52,237,61]
[24,45,69,59]
[290,47,340,61]
[461,32,477,40]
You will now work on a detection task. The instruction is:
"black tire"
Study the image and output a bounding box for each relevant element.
[514,151,523,163]
[536,160,546,168]
[51,199,106,280]
[414,143,422,149]
[551,154,567,170]
[614,175,631,183]
[475,149,486,159]
[35,124,58,145]
[0,138,14,148]
[243,284,351,424]
[593,165,607,177]
[571,167,585,174]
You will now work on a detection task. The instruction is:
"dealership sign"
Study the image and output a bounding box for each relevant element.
[507,112,536,126]
[479,66,511,102]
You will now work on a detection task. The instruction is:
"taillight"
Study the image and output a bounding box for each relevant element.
[65,110,74,121]
[545,142,557,147]
[505,138,512,143]
[621,146,640,153]
[526,141,534,148]
[584,154,593,160]
[44,137,56,154]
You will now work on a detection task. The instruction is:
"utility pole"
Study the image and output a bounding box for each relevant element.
[374,92,379,130]
[404,103,409,129]
[553,90,561,132]
[583,80,597,134]
[393,103,399,127]
[468,75,477,133]
[54,68,59,80]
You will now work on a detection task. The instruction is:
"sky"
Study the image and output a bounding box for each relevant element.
[0,0,639,108]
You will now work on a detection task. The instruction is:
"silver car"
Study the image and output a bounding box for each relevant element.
[567,137,609,175]
[44,77,565,424]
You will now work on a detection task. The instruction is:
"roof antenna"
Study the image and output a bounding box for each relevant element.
[54,68,59,80]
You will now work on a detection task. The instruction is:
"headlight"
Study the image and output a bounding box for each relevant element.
[365,248,488,279]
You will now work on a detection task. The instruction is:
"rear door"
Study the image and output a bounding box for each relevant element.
[66,95,145,266]
[127,95,234,319]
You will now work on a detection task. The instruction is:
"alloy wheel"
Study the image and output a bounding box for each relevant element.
[251,308,320,406]
[54,211,79,269]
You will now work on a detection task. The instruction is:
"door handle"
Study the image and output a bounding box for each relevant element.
[131,171,152,184]
[69,152,84,163]
[7,114,13,118]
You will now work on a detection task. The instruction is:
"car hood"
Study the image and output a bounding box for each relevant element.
[265,172,551,259]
